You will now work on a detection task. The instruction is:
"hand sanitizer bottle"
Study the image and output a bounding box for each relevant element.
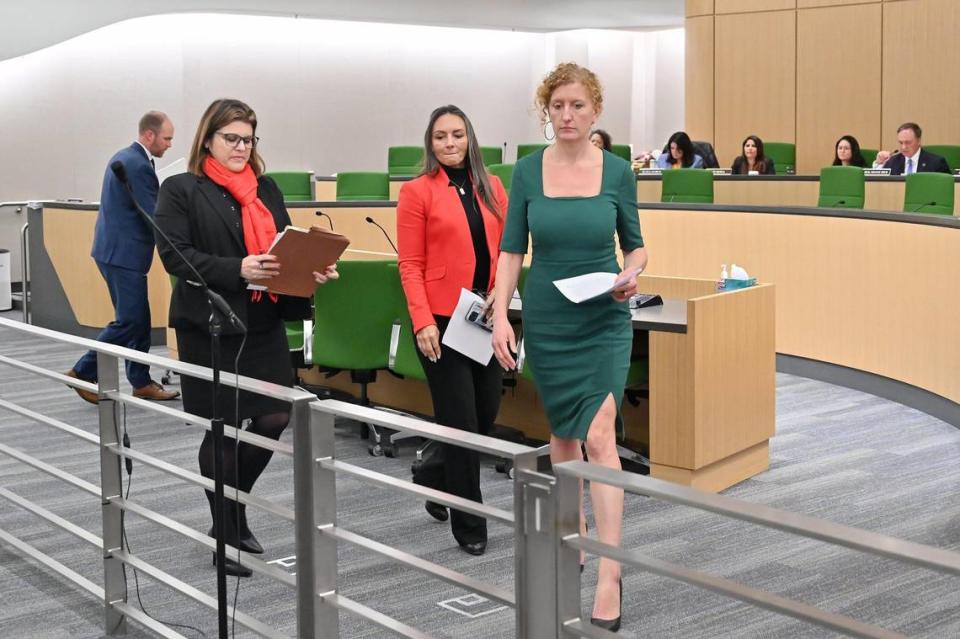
[720,264,728,280]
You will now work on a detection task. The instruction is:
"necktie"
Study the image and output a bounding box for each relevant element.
[150,158,156,170]
[906,157,913,175]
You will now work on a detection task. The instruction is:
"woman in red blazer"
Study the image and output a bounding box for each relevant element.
[397,105,507,556]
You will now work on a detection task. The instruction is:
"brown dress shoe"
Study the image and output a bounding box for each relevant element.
[64,369,99,405]
[133,381,180,401]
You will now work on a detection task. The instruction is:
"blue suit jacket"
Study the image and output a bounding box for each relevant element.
[91,142,159,273]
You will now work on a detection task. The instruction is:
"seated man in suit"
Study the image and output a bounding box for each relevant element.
[873,122,951,175]
[66,111,180,404]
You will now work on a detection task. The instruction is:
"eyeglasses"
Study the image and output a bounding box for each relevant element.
[214,131,259,148]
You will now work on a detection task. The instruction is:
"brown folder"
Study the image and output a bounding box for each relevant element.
[263,225,350,298]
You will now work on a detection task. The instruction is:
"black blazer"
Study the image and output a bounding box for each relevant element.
[883,149,951,175]
[731,156,776,175]
[154,172,311,334]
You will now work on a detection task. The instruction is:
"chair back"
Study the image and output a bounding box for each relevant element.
[265,171,314,201]
[312,260,402,370]
[860,148,879,167]
[336,172,390,201]
[487,163,515,192]
[903,173,955,215]
[387,146,424,177]
[817,166,865,209]
[763,142,796,175]
[661,169,715,204]
[922,145,960,172]
[609,144,631,162]
[693,141,719,168]
[517,144,548,160]
[480,146,503,166]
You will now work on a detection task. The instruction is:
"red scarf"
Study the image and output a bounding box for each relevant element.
[203,156,278,302]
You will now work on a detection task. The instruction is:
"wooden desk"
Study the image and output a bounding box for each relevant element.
[27,204,170,341]
[314,176,412,202]
[637,174,960,214]
[640,203,960,420]
[293,210,777,491]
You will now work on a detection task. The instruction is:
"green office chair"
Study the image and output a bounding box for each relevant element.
[610,144,632,162]
[517,144,548,160]
[661,169,714,204]
[861,148,879,167]
[286,320,313,374]
[312,260,403,454]
[480,146,503,166]
[487,163,515,192]
[817,166,865,209]
[265,171,314,201]
[336,172,390,201]
[388,146,424,177]
[923,145,960,172]
[763,142,796,175]
[903,173,955,215]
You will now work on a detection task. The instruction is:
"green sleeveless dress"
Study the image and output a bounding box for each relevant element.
[500,149,644,440]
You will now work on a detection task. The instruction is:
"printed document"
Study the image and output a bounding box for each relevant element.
[441,289,494,365]
[553,267,643,304]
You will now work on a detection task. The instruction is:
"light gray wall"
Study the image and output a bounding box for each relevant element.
[0,13,684,202]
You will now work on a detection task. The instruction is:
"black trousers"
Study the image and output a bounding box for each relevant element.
[413,316,503,545]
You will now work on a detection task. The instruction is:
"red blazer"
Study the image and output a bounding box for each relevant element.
[397,168,508,334]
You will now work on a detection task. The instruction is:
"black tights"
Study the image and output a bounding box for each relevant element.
[199,411,290,511]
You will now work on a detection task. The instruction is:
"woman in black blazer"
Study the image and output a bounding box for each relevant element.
[731,135,776,175]
[155,98,337,577]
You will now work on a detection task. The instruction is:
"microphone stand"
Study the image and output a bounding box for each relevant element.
[112,162,241,639]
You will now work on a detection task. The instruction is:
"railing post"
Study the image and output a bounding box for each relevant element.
[96,352,126,635]
[554,467,582,634]
[513,449,558,638]
[294,401,338,638]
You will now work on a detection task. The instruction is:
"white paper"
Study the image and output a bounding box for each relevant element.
[553,267,643,304]
[441,289,494,365]
[155,157,186,184]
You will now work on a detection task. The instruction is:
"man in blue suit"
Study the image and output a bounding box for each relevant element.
[66,111,180,404]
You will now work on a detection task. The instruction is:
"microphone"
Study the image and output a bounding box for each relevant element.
[315,210,334,231]
[365,216,398,253]
[110,161,246,332]
[832,200,846,207]
[909,201,938,213]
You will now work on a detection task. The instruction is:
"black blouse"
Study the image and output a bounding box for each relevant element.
[442,165,490,293]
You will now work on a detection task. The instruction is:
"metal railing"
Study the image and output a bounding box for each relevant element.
[1,314,959,638]
[548,461,960,639]
[0,316,548,638]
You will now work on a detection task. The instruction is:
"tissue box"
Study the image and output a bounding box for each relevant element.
[717,277,757,291]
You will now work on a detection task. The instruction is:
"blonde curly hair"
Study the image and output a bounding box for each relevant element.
[534,62,604,125]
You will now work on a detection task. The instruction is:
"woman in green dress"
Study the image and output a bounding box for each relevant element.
[491,63,647,633]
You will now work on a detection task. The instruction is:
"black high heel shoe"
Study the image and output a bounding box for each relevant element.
[590,577,622,632]
[236,504,264,554]
[212,551,253,578]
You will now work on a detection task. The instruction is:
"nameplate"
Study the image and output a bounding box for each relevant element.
[637,169,662,176]
[864,168,891,176]
[711,169,732,176]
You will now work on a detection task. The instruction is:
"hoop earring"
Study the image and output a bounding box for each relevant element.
[543,121,556,142]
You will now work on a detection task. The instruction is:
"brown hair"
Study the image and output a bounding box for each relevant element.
[187,98,265,176]
[138,110,168,135]
[422,105,503,220]
[534,62,604,125]
[897,122,922,139]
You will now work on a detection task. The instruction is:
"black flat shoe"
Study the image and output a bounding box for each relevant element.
[425,501,449,522]
[458,541,486,556]
[590,577,622,633]
[212,552,252,578]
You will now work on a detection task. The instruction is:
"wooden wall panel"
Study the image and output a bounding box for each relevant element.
[716,0,795,13]
[685,16,715,144]
[796,3,882,174]
[882,0,960,150]
[686,0,715,17]
[799,0,879,7]
[714,10,796,168]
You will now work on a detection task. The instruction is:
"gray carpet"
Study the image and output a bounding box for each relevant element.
[1,310,959,638]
